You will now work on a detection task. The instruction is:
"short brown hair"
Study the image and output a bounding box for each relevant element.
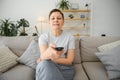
[49,9,64,20]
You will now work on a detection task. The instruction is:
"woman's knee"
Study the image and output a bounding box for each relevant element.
[36,60,54,70]
[36,60,49,73]
[39,60,49,65]
[36,60,48,68]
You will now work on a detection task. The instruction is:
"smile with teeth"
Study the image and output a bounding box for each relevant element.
[53,24,59,26]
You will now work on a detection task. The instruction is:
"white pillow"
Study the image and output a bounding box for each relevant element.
[17,40,40,69]
[98,40,120,52]
[0,46,18,72]
[96,45,120,79]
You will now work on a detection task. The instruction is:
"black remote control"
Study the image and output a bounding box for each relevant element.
[55,47,64,51]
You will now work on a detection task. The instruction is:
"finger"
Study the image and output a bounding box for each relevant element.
[49,43,56,48]
[50,53,59,60]
[57,50,63,55]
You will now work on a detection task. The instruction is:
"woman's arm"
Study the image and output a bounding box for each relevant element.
[37,44,49,63]
[40,44,50,60]
[40,43,61,61]
[52,49,75,65]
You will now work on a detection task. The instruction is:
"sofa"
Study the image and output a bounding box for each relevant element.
[0,36,120,80]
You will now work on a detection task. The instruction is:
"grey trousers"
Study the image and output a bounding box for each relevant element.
[36,60,74,80]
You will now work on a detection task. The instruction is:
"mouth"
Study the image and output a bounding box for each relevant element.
[53,24,59,26]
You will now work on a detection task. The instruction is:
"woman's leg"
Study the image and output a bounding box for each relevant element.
[58,65,75,80]
[36,60,64,80]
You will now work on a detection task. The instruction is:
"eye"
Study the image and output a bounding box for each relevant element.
[57,17,62,20]
[51,17,54,20]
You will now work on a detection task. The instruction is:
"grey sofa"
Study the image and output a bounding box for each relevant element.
[0,36,120,80]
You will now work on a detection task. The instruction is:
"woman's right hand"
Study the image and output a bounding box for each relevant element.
[40,43,63,61]
[48,43,61,60]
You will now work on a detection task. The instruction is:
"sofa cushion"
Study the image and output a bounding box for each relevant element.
[17,39,40,69]
[74,37,81,64]
[98,40,120,52]
[0,73,3,80]
[0,64,35,80]
[83,62,108,80]
[74,64,88,80]
[80,36,120,62]
[96,45,120,79]
[0,46,18,72]
[0,36,33,57]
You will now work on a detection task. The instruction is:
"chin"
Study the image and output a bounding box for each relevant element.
[53,26,59,29]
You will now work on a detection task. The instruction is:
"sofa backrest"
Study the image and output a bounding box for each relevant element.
[0,36,34,57]
[74,37,81,64]
[2,36,119,63]
[0,36,81,64]
[80,36,120,62]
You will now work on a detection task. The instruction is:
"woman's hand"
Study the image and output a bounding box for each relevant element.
[39,43,63,62]
[50,50,63,61]
[48,43,63,61]
[51,50,63,62]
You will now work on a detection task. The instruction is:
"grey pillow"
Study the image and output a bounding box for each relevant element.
[17,40,40,69]
[96,45,120,80]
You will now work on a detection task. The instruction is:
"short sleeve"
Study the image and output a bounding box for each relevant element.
[68,36,75,49]
[38,34,48,47]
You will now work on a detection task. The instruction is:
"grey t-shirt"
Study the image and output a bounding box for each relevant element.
[38,30,75,58]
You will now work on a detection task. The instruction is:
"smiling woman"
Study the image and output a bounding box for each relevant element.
[36,9,75,80]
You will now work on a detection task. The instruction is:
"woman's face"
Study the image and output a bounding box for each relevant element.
[49,12,64,31]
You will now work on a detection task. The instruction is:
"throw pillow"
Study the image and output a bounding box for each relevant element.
[0,46,18,72]
[98,40,120,52]
[17,40,40,69]
[96,45,120,79]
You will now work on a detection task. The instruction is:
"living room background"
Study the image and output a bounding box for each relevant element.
[0,0,120,36]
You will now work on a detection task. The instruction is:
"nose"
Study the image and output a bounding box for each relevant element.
[54,18,58,22]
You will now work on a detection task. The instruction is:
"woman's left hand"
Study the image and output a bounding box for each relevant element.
[51,50,63,62]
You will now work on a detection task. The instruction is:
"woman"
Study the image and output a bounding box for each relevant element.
[36,9,75,80]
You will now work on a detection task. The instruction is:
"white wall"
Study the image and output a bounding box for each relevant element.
[0,0,120,36]
[0,0,58,35]
[92,0,120,36]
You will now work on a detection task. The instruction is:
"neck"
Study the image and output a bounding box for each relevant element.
[52,29,62,36]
